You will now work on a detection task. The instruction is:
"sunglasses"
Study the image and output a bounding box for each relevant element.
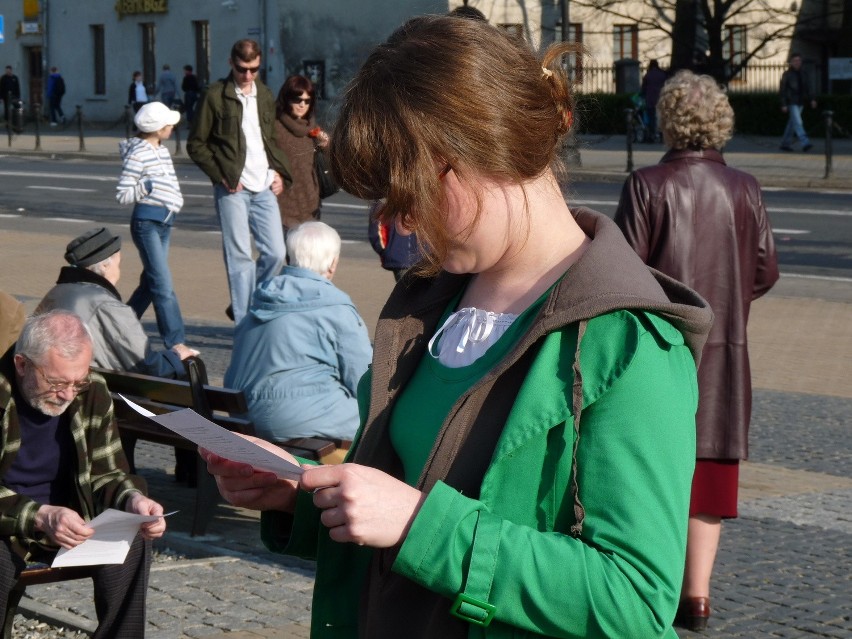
[233,62,261,75]
[289,97,312,105]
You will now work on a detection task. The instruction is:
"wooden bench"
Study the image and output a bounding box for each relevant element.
[93,356,253,537]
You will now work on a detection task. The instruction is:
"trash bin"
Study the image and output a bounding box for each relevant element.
[11,99,25,133]
[614,59,641,95]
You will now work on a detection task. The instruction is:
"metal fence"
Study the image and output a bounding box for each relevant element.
[571,62,791,94]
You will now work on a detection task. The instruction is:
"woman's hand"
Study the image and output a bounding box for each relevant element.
[316,130,330,148]
[302,464,425,548]
[199,435,302,513]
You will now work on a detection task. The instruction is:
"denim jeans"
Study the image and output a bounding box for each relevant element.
[214,184,286,323]
[127,216,186,348]
[781,104,810,147]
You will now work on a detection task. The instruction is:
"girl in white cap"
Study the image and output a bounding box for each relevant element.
[116,101,197,357]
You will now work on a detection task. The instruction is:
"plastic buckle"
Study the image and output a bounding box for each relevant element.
[450,593,496,627]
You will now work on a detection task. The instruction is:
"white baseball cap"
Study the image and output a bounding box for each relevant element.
[134,101,181,133]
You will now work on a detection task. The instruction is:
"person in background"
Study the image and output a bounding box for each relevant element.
[181,65,201,126]
[117,102,195,358]
[128,71,148,113]
[225,221,371,447]
[203,16,713,638]
[0,311,166,638]
[187,39,293,324]
[155,64,179,109]
[0,291,25,355]
[273,74,329,236]
[639,59,667,143]
[36,227,196,377]
[615,69,779,632]
[46,67,66,126]
[0,66,21,124]
[779,53,817,152]
[368,201,421,281]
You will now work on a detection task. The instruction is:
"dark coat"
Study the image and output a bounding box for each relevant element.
[274,114,320,229]
[614,148,779,460]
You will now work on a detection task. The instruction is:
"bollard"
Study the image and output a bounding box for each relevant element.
[125,104,133,139]
[34,102,42,151]
[76,105,86,152]
[624,107,635,173]
[823,110,833,180]
[173,115,182,156]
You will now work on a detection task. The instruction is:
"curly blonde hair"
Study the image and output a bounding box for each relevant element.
[657,70,734,150]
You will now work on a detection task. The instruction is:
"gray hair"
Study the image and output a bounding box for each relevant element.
[657,70,734,151]
[16,310,93,364]
[286,221,341,275]
[86,254,115,278]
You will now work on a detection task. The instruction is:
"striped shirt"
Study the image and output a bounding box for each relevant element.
[235,82,274,192]
[116,136,184,215]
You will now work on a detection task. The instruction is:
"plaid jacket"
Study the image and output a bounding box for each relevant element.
[0,351,146,550]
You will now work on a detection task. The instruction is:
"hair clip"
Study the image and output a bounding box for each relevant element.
[541,67,554,79]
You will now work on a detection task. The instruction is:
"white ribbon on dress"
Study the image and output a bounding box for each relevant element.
[428,307,518,368]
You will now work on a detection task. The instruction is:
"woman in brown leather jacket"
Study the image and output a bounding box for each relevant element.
[615,70,780,632]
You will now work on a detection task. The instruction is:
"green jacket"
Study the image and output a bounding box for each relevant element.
[187,75,293,190]
[262,209,713,638]
[0,351,146,553]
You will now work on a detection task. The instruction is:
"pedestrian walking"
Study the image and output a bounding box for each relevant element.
[187,39,292,324]
[779,53,817,152]
[202,15,713,638]
[46,66,66,126]
[0,66,21,124]
[181,65,201,126]
[116,101,198,359]
[615,70,780,632]
[128,70,148,113]
[639,59,667,142]
[156,64,179,108]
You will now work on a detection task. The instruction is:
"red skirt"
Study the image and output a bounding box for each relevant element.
[689,459,740,518]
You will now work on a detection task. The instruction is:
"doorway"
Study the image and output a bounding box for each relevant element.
[25,45,43,119]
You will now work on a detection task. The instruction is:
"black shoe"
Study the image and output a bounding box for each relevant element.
[225,304,235,321]
[780,145,794,152]
[802,143,812,152]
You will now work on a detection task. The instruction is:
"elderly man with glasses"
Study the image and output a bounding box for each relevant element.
[188,38,293,324]
[0,310,166,637]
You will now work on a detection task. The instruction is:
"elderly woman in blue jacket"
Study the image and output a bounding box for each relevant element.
[225,221,372,444]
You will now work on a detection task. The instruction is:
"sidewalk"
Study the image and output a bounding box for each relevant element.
[3,127,851,638]
[2,125,851,191]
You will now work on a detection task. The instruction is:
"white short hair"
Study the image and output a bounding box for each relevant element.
[286,222,341,275]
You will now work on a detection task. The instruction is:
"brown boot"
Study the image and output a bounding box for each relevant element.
[675,596,710,632]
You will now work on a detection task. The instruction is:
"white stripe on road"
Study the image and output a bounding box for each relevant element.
[27,185,97,193]
[771,207,852,217]
[772,228,810,234]
[43,217,92,223]
[323,202,370,210]
[782,272,852,283]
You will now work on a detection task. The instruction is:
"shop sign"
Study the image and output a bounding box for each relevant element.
[115,0,168,20]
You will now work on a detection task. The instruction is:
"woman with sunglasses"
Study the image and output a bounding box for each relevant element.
[273,75,329,235]
[203,16,712,638]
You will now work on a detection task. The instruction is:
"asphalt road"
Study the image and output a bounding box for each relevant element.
[2,156,851,282]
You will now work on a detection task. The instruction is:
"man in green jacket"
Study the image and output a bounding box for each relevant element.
[0,310,166,637]
[188,39,293,324]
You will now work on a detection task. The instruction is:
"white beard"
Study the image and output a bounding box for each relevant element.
[18,374,73,417]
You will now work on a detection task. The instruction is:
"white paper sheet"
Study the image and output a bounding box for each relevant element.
[52,509,176,568]
[119,394,304,481]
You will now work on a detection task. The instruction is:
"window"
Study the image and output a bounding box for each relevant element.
[724,25,747,81]
[141,23,156,95]
[613,24,638,61]
[91,25,105,95]
[193,21,210,88]
[566,23,584,83]
[303,60,326,99]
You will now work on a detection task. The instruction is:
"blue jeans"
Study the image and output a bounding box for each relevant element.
[214,184,286,323]
[127,217,187,348]
[781,104,810,147]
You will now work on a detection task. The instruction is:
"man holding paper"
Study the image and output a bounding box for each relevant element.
[0,310,166,638]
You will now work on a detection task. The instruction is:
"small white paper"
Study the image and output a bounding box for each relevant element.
[119,394,304,481]
[52,509,175,568]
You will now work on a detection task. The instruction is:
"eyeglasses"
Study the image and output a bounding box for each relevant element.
[233,62,261,75]
[289,97,311,105]
[438,162,453,180]
[26,356,91,394]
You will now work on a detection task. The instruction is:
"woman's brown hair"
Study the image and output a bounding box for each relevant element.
[276,74,317,121]
[329,15,577,271]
